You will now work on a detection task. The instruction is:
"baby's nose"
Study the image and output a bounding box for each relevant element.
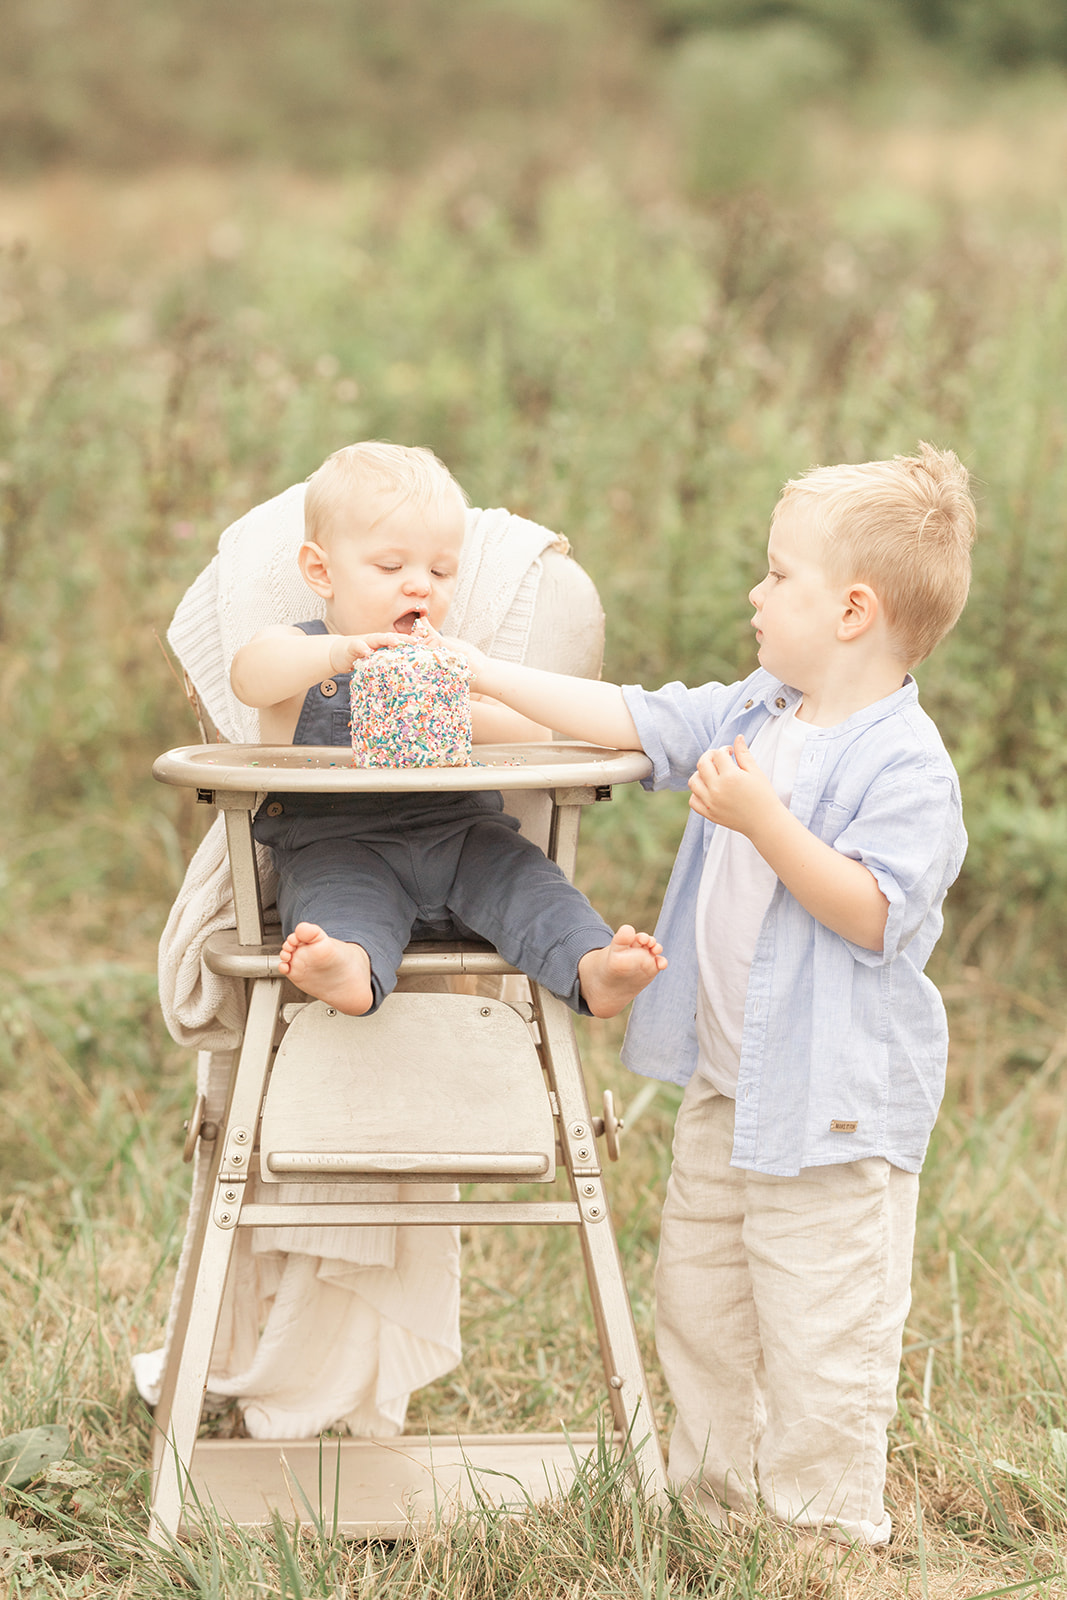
[404,570,432,593]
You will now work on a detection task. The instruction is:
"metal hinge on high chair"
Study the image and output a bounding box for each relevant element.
[147,741,667,1542]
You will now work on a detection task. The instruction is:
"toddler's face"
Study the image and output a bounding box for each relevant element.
[748,499,846,689]
[314,486,466,637]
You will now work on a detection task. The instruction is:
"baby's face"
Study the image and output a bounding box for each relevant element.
[315,486,466,637]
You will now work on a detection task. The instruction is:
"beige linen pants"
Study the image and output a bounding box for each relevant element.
[655,1073,919,1545]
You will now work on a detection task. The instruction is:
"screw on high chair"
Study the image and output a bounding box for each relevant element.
[146,739,667,1543]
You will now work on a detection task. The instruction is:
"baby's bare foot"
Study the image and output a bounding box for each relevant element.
[577,925,667,1019]
[277,923,374,1016]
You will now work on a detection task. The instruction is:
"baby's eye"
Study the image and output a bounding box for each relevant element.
[377,563,401,573]
[432,568,454,580]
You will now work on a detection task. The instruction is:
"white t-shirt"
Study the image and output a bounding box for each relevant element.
[695,705,812,1097]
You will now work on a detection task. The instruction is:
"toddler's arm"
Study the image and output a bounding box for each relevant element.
[230,624,404,709]
[689,735,889,952]
[450,640,644,750]
[469,694,552,744]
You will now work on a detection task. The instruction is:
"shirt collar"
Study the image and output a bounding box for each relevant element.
[753,672,918,734]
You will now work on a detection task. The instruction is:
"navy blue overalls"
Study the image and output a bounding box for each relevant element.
[252,621,612,1013]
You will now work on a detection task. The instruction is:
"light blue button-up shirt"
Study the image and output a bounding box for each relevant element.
[620,668,966,1177]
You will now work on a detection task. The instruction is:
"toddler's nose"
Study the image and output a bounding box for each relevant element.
[404,570,432,595]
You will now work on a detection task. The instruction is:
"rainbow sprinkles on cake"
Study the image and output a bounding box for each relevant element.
[350,618,474,768]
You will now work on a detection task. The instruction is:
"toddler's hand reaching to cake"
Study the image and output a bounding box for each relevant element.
[418,630,551,746]
[436,633,489,679]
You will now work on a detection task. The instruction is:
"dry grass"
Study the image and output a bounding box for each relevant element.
[6,968,1064,1594]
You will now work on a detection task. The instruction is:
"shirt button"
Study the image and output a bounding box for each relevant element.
[743,699,754,709]
[320,679,338,697]
[266,801,284,817]
[775,696,786,709]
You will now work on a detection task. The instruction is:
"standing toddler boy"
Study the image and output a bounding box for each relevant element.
[446,443,974,1544]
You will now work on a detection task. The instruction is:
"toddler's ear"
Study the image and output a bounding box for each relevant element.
[298,540,333,599]
[839,583,878,641]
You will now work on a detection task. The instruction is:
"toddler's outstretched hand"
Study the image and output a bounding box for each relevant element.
[688,735,782,838]
[437,632,489,683]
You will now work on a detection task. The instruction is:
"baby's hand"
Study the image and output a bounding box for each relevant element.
[327,633,406,674]
[688,735,782,837]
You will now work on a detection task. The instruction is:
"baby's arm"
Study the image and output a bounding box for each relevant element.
[230,624,404,709]
[452,641,644,750]
[689,735,889,951]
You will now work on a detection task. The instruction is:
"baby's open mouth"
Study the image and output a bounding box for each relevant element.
[393,608,425,635]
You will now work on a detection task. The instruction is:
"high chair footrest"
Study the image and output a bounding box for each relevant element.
[182,1433,607,1536]
[257,994,556,1187]
[398,945,520,977]
[203,930,521,979]
[238,1201,582,1226]
[265,1150,552,1177]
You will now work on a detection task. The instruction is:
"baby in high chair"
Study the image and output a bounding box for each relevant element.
[230,440,667,1019]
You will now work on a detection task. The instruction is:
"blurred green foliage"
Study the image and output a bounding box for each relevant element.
[667,23,848,194]
[652,0,1067,70]
[2,0,1066,986]
[0,0,639,174]
[2,156,1066,985]
[2,0,1067,178]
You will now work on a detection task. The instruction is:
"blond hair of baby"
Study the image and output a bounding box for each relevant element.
[304,441,468,547]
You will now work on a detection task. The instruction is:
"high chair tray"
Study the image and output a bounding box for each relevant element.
[153,741,652,793]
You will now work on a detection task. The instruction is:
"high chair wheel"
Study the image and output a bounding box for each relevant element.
[182,1093,207,1164]
[594,1090,624,1162]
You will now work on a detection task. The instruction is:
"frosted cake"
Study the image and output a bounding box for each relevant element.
[350,619,474,768]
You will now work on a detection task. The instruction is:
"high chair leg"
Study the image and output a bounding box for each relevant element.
[149,978,284,1545]
[535,987,667,1502]
[148,1101,225,1486]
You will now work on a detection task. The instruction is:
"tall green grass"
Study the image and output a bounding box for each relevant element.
[3,115,1067,1594]
[3,151,1066,976]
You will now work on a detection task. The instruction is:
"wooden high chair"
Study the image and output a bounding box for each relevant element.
[147,741,667,1539]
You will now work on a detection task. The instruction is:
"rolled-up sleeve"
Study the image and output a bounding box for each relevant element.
[622,680,734,791]
[832,772,966,966]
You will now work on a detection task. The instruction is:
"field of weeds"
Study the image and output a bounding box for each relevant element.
[2,68,1067,1598]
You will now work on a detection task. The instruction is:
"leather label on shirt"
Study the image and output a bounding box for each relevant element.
[830,1119,858,1133]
